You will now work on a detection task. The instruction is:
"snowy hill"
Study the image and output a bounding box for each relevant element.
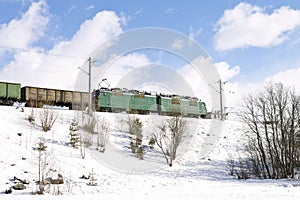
[0,105,300,199]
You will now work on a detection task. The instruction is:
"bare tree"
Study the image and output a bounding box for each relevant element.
[79,129,93,159]
[79,113,96,159]
[28,108,36,124]
[240,83,300,179]
[35,137,48,194]
[226,154,235,176]
[39,109,57,132]
[153,116,186,166]
[96,117,110,152]
[79,131,86,159]
[82,113,96,135]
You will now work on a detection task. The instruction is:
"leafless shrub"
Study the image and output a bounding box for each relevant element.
[235,158,250,180]
[35,137,48,194]
[78,114,96,159]
[82,113,96,134]
[28,108,36,124]
[96,117,110,153]
[153,115,186,167]
[39,109,57,132]
[79,130,92,159]
[65,178,74,195]
[51,185,63,195]
[226,155,235,176]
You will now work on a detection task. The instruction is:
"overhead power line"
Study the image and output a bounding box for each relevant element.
[0,45,87,60]
[0,57,81,69]
[0,45,91,74]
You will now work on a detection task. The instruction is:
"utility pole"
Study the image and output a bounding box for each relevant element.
[218,79,227,120]
[209,80,227,120]
[88,57,92,116]
[219,79,223,120]
[78,57,94,116]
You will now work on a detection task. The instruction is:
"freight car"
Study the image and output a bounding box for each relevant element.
[93,88,207,118]
[0,81,21,105]
[21,86,89,110]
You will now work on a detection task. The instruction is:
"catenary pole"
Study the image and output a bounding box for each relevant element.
[88,57,92,116]
[219,79,223,120]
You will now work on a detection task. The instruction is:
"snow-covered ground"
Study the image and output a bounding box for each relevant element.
[0,105,300,200]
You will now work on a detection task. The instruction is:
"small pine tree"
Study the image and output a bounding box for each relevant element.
[129,118,143,136]
[148,136,155,149]
[128,117,143,156]
[137,146,145,160]
[69,119,80,148]
[88,168,97,186]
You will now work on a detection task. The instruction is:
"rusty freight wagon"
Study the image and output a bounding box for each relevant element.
[21,86,89,110]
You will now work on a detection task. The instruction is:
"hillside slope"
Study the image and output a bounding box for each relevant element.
[0,106,299,199]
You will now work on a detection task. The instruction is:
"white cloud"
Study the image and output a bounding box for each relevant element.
[119,11,129,26]
[189,26,202,46]
[222,67,300,117]
[177,63,208,98]
[0,0,49,50]
[175,59,242,112]
[175,59,241,112]
[50,11,123,58]
[0,6,125,91]
[264,68,300,92]
[67,4,76,14]
[213,61,241,109]
[86,5,95,11]
[135,8,142,15]
[119,8,142,26]
[165,8,174,14]
[215,61,240,81]
[171,38,184,50]
[94,53,152,90]
[215,3,300,51]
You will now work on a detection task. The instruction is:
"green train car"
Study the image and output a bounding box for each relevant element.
[94,88,207,118]
[94,88,157,114]
[159,95,206,117]
[0,81,21,105]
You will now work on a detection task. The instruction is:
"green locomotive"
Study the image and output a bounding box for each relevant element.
[93,88,207,118]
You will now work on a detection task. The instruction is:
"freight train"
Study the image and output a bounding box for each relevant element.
[0,81,89,110]
[0,81,207,118]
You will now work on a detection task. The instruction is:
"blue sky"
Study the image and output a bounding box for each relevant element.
[1,0,300,107]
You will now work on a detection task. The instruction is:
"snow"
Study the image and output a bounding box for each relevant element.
[42,105,69,110]
[12,102,26,107]
[0,105,300,199]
